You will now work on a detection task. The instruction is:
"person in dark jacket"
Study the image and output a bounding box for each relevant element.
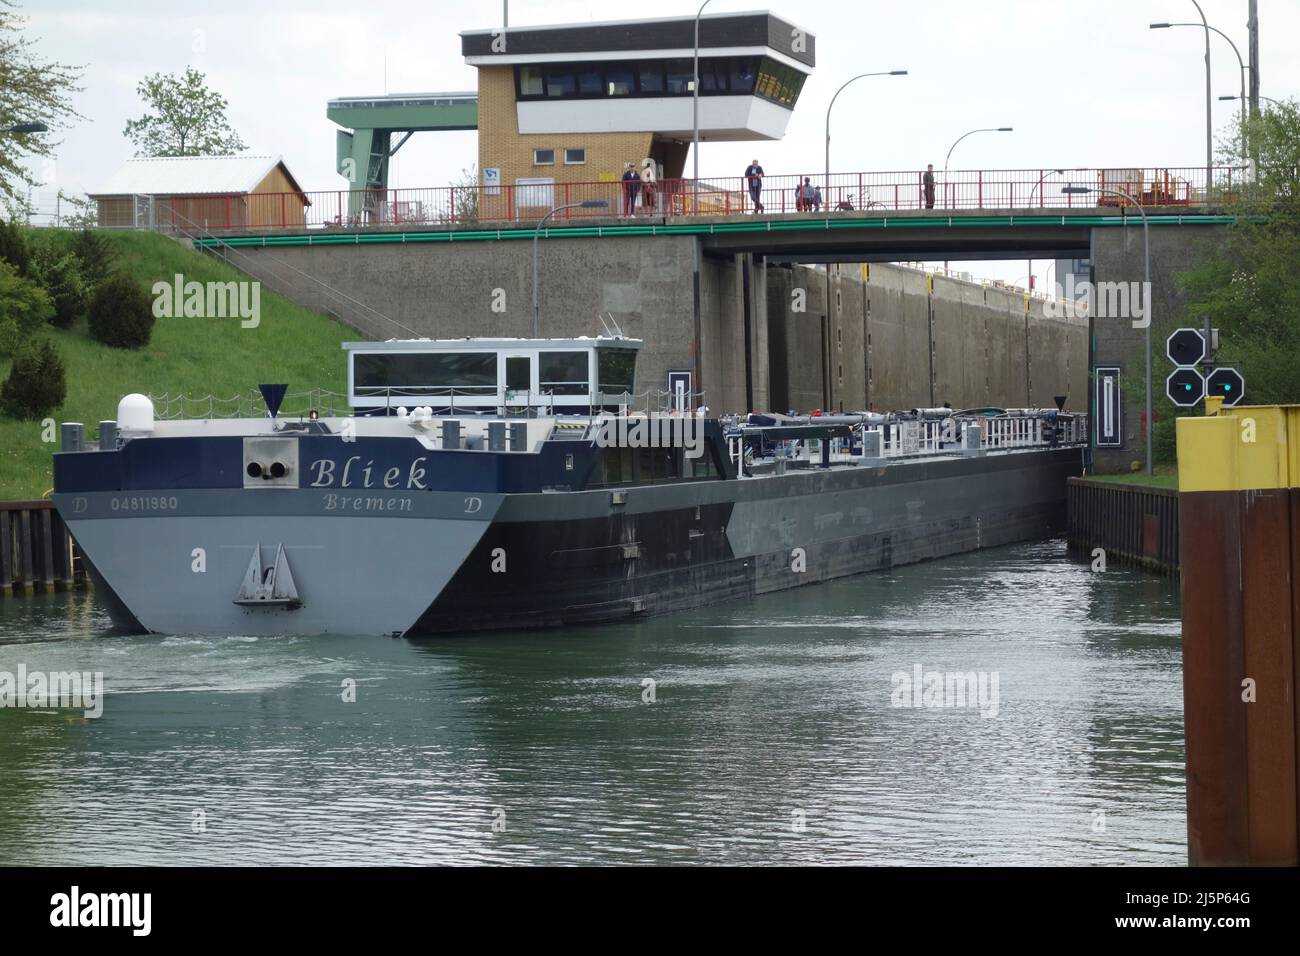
[621,162,641,216]
[744,159,765,213]
[923,164,936,209]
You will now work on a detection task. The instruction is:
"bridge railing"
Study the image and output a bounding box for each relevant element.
[142,165,1249,233]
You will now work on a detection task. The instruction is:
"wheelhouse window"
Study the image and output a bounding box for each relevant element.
[664,59,694,95]
[754,57,806,106]
[576,67,603,95]
[518,66,544,97]
[505,356,530,391]
[597,349,636,397]
[637,62,664,94]
[539,351,590,396]
[728,57,758,94]
[512,57,802,101]
[605,68,634,96]
[544,67,577,97]
[353,352,498,396]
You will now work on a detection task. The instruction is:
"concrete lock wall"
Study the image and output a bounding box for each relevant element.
[224,237,1087,416]
[1090,223,1228,473]
[765,262,1087,413]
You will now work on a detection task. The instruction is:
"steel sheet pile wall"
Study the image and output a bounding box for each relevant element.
[1177,404,1299,866]
[0,500,82,596]
[1066,477,1179,574]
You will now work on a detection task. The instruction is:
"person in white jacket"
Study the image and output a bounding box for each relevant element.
[640,158,658,213]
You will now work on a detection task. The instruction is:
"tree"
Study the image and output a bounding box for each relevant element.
[88,271,154,348]
[0,214,29,273]
[1177,98,1300,411]
[70,228,116,285]
[0,335,64,419]
[56,189,96,228]
[0,258,51,355]
[123,66,246,157]
[0,0,83,211]
[450,165,480,223]
[37,251,86,328]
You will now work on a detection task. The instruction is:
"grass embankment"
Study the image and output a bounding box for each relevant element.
[0,231,355,500]
[1084,467,1179,490]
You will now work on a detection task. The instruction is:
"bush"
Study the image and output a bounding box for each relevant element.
[0,337,66,419]
[71,228,116,285]
[0,218,31,275]
[0,260,54,356]
[88,271,155,349]
[40,253,87,328]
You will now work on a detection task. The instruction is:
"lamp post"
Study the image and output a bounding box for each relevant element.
[1150,2,1212,191]
[942,127,1013,208]
[1028,168,1066,207]
[1064,184,1151,476]
[1,122,48,133]
[532,200,609,337]
[824,71,907,207]
[1153,20,1248,159]
[1221,93,1282,107]
[691,0,714,212]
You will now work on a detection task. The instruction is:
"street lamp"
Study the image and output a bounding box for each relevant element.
[532,200,609,337]
[1064,184,1152,476]
[1028,168,1066,207]
[1,122,47,133]
[942,127,1013,208]
[1221,93,1282,107]
[691,0,714,212]
[825,71,907,207]
[1150,2,1212,191]
[1153,20,1248,159]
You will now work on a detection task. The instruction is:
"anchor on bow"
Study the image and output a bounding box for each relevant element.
[233,543,302,609]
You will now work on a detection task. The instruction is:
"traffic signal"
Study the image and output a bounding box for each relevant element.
[1167,367,1205,407]
[1206,367,1246,406]
[1167,328,1207,367]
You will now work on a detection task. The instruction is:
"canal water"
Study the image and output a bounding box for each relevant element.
[0,539,1184,866]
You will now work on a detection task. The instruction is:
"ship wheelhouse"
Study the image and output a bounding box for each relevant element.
[344,336,642,416]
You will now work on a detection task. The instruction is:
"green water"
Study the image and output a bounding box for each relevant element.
[0,539,1185,865]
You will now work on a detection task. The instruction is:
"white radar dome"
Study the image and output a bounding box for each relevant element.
[116,393,155,435]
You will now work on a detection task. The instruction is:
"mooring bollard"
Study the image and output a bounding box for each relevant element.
[1176,402,1299,866]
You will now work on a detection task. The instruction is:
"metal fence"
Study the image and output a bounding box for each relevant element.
[126,165,1250,233]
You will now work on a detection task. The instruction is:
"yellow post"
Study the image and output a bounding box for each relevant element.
[1176,404,1300,866]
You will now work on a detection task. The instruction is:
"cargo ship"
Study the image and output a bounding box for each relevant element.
[52,336,1087,637]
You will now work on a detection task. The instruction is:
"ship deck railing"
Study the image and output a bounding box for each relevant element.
[730,411,1089,477]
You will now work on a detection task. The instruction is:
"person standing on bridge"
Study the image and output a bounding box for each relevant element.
[745,159,765,213]
[923,164,936,209]
[640,158,658,214]
[622,162,641,217]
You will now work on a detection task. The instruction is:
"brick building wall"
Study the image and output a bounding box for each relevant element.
[476,66,659,219]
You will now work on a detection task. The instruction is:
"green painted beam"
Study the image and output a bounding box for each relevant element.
[193,213,1245,250]
[325,102,477,133]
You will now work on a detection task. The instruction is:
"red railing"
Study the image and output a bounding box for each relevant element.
[155,166,1249,233]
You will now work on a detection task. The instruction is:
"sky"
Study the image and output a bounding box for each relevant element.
[14,0,1300,284]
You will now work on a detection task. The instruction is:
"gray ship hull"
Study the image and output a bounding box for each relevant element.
[56,446,1081,638]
